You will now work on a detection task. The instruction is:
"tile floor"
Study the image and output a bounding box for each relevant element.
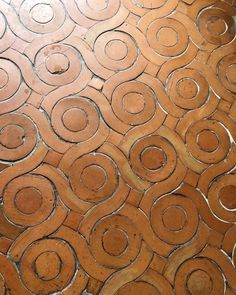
[0,0,236,294]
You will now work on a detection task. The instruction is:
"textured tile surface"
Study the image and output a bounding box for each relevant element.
[0,0,236,294]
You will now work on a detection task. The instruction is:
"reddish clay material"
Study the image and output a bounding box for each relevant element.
[0,0,236,294]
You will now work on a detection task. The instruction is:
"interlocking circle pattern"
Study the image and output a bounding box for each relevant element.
[0,0,235,294]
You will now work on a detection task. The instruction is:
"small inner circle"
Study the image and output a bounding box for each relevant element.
[187,270,213,295]
[197,130,219,152]
[15,187,43,215]
[0,125,24,149]
[0,68,8,89]
[102,228,128,256]
[105,39,128,61]
[81,165,106,191]
[226,64,236,84]
[219,185,236,210]
[162,206,187,231]
[177,78,198,99]
[157,27,178,47]
[62,108,87,132]
[35,251,61,281]
[123,92,145,114]
[30,4,54,24]
[46,53,69,74]
[141,146,166,170]
[207,16,227,35]
[87,0,108,10]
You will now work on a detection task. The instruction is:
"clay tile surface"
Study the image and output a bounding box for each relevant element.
[0,0,236,294]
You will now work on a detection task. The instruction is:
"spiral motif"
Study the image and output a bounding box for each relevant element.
[76,0,120,21]
[150,194,198,245]
[111,81,156,126]
[35,44,82,86]
[167,68,209,110]
[186,119,230,164]
[3,175,55,226]
[218,53,236,93]
[69,152,118,203]
[51,96,100,143]
[147,18,188,57]
[0,1,235,293]
[198,7,235,45]
[19,0,66,34]
[89,214,141,268]
[208,174,236,222]
[175,258,224,295]
[94,31,138,71]
[0,59,21,102]
[20,238,76,295]
[0,113,37,161]
[130,135,177,182]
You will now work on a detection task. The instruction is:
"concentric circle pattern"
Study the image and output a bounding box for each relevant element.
[147,18,188,57]
[3,174,55,226]
[69,152,118,203]
[19,0,66,36]
[0,113,37,161]
[20,239,76,294]
[35,44,82,86]
[0,0,235,294]
[51,96,100,142]
[198,7,235,45]
[90,214,141,268]
[151,194,198,245]
[112,81,156,125]
[94,31,138,71]
[130,135,177,182]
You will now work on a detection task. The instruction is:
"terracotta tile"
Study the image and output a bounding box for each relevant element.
[43,150,63,167]
[218,99,232,113]
[0,0,235,294]
[164,115,179,129]
[63,211,83,231]
[184,169,200,187]
[144,62,160,76]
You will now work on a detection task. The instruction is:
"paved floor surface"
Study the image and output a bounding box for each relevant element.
[0,0,236,294]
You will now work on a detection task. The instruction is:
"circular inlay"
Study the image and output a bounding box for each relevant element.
[157,27,178,47]
[206,16,226,35]
[87,0,108,10]
[15,187,43,215]
[46,53,69,74]
[123,92,145,114]
[81,165,106,191]
[162,206,186,231]
[117,281,160,295]
[35,251,61,281]
[177,78,198,99]
[197,130,219,152]
[226,64,236,84]
[62,108,87,132]
[103,228,128,256]
[219,185,236,209]
[141,147,166,170]
[31,4,54,24]
[0,125,24,149]
[0,68,8,89]
[187,270,213,295]
[105,40,128,61]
